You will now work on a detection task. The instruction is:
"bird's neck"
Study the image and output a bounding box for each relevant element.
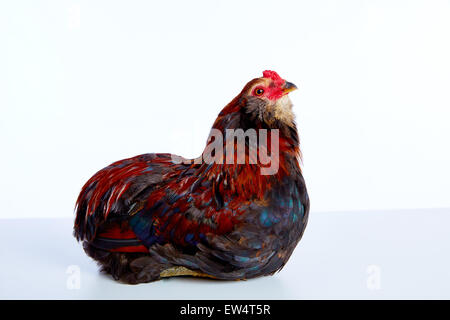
[195,103,302,201]
[206,98,301,164]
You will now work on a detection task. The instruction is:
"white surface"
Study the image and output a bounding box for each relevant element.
[1,208,449,299]
[1,1,450,219]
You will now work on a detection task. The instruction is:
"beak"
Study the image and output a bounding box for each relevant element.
[283,81,298,94]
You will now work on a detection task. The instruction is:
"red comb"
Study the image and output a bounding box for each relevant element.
[262,70,284,85]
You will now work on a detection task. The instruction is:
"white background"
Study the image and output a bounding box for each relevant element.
[1,0,450,219]
[3,209,450,299]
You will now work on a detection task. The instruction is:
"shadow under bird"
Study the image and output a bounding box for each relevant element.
[74,70,310,284]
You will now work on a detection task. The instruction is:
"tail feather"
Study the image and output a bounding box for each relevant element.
[88,221,148,253]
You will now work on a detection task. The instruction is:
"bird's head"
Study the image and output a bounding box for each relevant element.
[208,70,301,169]
[240,70,298,128]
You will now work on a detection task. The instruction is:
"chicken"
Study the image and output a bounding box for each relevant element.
[74,70,309,284]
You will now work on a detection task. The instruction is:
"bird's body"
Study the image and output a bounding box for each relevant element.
[74,71,309,284]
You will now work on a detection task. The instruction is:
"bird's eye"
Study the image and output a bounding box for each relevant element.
[254,88,264,96]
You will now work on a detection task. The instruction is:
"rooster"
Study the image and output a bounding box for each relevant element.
[74,70,309,284]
